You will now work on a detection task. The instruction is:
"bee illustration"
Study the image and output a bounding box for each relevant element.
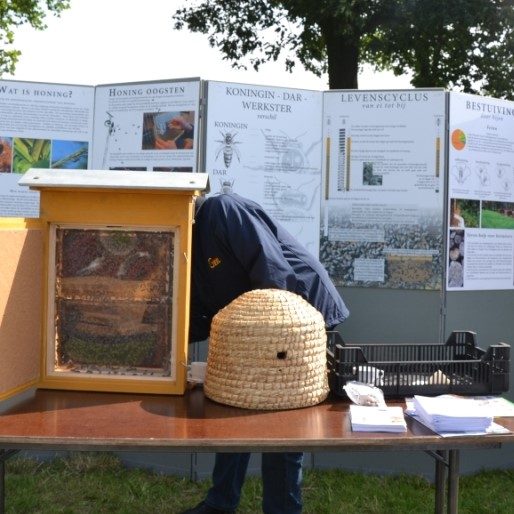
[279,190,308,208]
[102,111,118,168]
[215,131,241,168]
[219,179,235,194]
[261,130,311,172]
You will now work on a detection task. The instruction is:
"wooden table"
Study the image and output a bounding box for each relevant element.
[0,389,512,514]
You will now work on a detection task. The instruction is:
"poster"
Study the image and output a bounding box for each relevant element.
[0,80,94,217]
[91,79,201,172]
[203,81,324,254]
[321,89,446,290]
[447,92,514,291]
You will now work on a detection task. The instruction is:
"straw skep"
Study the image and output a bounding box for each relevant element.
[204,288,329,410]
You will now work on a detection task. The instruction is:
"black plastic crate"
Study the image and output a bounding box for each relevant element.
[327,330,510,398]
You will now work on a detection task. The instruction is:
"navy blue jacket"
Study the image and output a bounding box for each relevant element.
[190,193,349,342]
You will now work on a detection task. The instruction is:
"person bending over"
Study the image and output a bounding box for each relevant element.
[182,192,349,514]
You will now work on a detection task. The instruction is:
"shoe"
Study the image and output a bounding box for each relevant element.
[179,500,235,514]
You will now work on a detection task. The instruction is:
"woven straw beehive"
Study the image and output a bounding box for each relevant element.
[204,289,329,410]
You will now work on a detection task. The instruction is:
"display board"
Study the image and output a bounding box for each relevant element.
[0,80,94,217]
[203,81,324,254]
[91,79,201,173]
[321,89,446,290]
[0,78,201,218]
[3,77,514,295]
[447,92,514,291]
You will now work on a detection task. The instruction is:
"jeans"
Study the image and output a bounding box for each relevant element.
[205,452,304,514]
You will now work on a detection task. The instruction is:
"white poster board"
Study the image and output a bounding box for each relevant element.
[91,79,201,172]
[447,92,514,290]
[321,89,446,290]
[0,80,94,217]
[203,81,323,254]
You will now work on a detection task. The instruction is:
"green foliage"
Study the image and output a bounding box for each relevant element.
[173,1,514,96]
[6,453,210,514]
[482,209,514,229]
[0,0,70,77]
[364,0,514,99]
[459,199,480,228]
[5,453,514,513]
[12,138,51,173]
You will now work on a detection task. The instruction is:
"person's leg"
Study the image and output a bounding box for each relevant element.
[261,452,303,514]
[204,452,251,511]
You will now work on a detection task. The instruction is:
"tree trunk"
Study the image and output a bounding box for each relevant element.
[322,21,360,89]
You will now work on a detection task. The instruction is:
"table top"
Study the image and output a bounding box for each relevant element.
[0,389,512,452]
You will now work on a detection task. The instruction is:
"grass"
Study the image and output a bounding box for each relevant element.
[4,453,514,513]
[481,209,514,229]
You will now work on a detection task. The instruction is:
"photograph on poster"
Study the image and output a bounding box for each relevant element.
[2,137,89,173]
[110,166,147,171]
[481,201,514,229]
[0,137,12,173]
[13,138,51,173]
[362,162,382,186]
[51,140,89,169]
[153,166,193,173]
[320,204,443,290]
[142,111,195,151]
[449,198,479,228]
[448,229,465,288]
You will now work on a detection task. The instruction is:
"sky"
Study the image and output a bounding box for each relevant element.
[6,0,411,91]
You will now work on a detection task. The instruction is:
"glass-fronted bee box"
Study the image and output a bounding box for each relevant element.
[53,226,175,378]
[19,169,208,394]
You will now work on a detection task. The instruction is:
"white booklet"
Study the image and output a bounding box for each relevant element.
[349,405,407,433]
[412,395,493,432]
[405,396,511,437]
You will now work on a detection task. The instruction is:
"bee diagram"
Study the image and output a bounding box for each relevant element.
[261,129,318,172]
[215,131,241,168]
[219,179,235,194]
[451,163,470,185]
[475,164,490,187]
[497,165,512,193]
[268,176,319,214]
[102,111,118,169]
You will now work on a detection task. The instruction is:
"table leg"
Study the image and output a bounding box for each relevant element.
[434,450,448,514]
[0,449,20,514]
[0,456,4,514]
[447,450,460,514]
[190,452,198,482]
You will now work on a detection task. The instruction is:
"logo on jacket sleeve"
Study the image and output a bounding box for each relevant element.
[208,256,221,269]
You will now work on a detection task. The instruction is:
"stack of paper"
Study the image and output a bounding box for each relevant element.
[412,395,493,433]
[349,405,407,433]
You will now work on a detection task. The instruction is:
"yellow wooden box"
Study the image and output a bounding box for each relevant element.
[9,169,209,396]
